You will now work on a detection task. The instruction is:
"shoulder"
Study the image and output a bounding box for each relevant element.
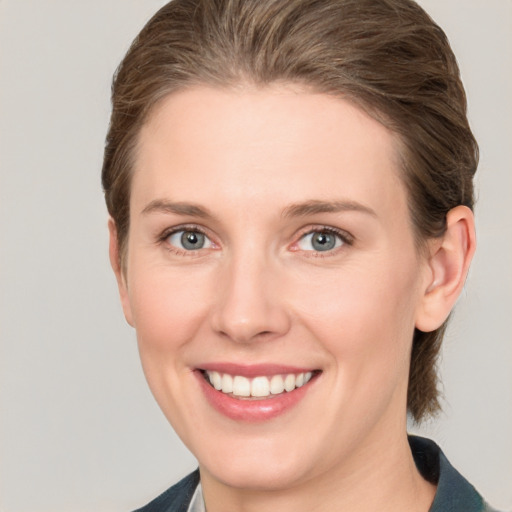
[409,436,502,512]
[132,470,200,512]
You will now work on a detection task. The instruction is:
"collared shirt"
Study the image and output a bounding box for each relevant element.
[187,484,204,512]
[134,436,499,512]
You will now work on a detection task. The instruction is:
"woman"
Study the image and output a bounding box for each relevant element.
[102,0,497,510]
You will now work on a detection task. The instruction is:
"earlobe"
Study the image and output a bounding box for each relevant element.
[415,205,476,332]
[108,219,134,327]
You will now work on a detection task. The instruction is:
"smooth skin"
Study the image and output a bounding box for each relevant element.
[109,85,475,512]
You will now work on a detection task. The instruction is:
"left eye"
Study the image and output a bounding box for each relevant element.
[297,230,344,252]
[167,230,213,251]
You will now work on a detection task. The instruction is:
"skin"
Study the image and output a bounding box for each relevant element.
[110,85,475,512]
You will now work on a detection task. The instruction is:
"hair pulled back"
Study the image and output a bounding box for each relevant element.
[102,0,478,421]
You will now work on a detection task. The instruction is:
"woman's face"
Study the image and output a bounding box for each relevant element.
[117,85,432,490]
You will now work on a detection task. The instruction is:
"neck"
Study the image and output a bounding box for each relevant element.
[200,429,436,512]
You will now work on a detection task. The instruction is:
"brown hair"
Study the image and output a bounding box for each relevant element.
[102,0,478,421]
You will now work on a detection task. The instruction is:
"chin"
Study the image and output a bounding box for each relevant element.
[201,457,313,492]
[192,433,325,492]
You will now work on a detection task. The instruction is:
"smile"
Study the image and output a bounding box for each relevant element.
[196,364,321,421]
[204,370,314,399]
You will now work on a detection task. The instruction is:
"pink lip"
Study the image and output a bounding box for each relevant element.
[194,364,320,422]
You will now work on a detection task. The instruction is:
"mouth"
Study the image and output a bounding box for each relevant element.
[195,364,321,421]
[200,369,318,400]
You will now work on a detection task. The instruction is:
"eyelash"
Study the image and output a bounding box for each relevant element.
[292,225,354,258]
[158,224,214,256]
[157,224,354,257]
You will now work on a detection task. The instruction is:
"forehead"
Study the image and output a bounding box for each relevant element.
[133,85,406,219]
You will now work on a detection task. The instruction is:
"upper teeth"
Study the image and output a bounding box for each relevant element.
[205,371,313,398]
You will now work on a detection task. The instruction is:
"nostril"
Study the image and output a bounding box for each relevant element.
[210,282,292,343]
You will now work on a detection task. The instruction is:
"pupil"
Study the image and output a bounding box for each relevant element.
[313,232,335,251]
[181,231,204,250]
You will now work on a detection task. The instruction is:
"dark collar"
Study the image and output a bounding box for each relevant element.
[409,435,489,512]
[133,469,199,512]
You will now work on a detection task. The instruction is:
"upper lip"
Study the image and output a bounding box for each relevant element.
[198,362,318,377]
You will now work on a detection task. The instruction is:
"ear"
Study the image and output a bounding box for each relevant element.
[108,218,134,327]
[415,205,476,332]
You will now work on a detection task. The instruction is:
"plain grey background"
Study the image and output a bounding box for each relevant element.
[0,1,511,511]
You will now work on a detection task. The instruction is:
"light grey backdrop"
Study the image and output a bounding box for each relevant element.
[0,1,510,511]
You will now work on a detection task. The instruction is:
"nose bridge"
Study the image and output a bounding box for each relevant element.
[211,241,290,343]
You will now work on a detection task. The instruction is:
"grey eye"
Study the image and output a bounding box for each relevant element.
[298,231,343,252]
[168,230,212,250]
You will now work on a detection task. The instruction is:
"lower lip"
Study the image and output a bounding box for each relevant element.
[195,371,318,422]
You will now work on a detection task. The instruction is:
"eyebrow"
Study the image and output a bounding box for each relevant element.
[141,198,377,220]
[282,200,377,218]
[141,199,212,218]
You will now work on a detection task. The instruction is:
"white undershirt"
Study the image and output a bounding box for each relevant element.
[187,482,206,512]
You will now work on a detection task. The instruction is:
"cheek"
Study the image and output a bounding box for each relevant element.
[293,258,420,376]
[127,265,213,358]
[125,264,217,434]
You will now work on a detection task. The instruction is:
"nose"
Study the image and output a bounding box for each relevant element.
[210,251,291,344]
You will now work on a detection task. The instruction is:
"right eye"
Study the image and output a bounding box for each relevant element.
[166,229,213,251]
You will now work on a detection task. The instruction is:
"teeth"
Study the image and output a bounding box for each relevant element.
[210,371,222,390]
[233,376,251,397]
[205,371,314,398]
[221,373,233,393]
[251,376,270,397]
[270,375,285,394]
[284,374,296,392]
